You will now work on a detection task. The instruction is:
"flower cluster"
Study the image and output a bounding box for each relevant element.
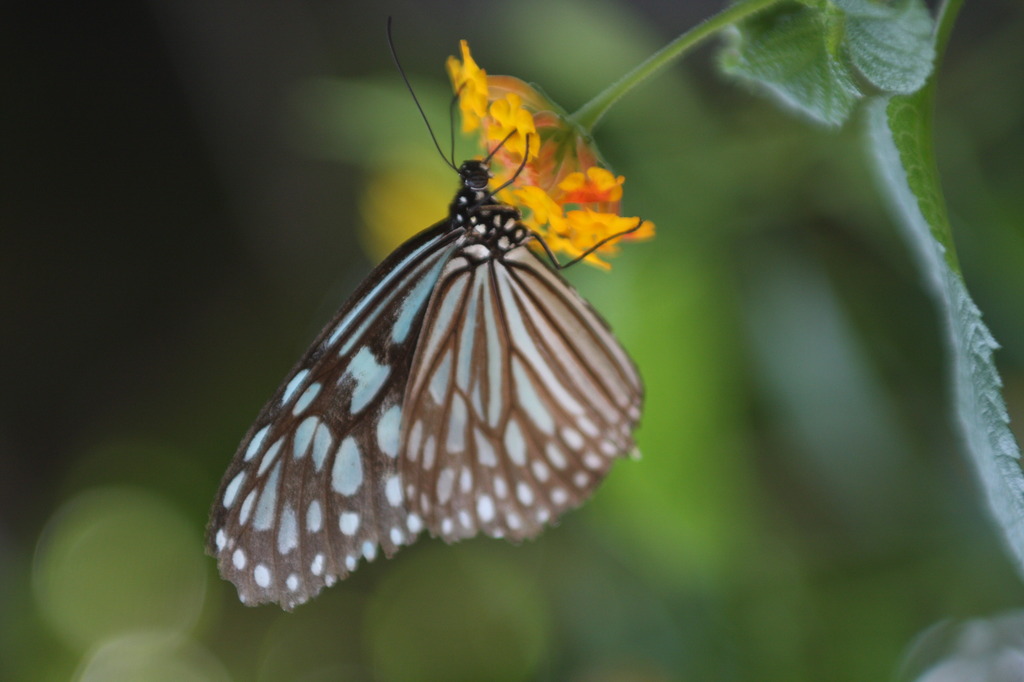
[447,41,654,269]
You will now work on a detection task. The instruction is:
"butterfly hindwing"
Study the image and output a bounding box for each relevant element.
[207,222,462,609]
[398,244,643,543]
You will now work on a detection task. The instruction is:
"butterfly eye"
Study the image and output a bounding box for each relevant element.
[207,158,642,609]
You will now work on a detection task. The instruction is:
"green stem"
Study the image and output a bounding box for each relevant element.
[572,0,781,133]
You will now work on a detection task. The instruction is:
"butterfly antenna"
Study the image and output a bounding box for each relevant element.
[386,17,457,172]
[448,88,460,168]
[491,133,531,194]
[531,217,646,270]
[483,129,516,164]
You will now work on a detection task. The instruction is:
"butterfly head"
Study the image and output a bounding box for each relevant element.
[457,159,491,193]
[450,160,497,227]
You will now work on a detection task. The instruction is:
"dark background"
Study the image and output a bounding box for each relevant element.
[4,1,1024,680]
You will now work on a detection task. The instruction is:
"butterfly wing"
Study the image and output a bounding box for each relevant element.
[207,221,464,609]
[398,245,643,542]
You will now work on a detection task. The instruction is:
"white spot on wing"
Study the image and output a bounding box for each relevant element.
[517,482,534,506]
[215,528,227,550]
[561,426,584,451]
[232,548,246,569]
[437,467,455,504]
[281,369,309,405]
[223,471,245,508]
[253,461,281,531]
[546,443,568,469]
[362,541,377,561]
[578,417,599,436]
[311,553,324,575]
[292,382,322,416]
[278,505,298,554]
[293,416,318,459]
[347,347,391,414]
[245,425,269,462]
[447,393,468,452]
[477,494,495,522]
[287,574,299,591]
[377,405,402,457]
[385,475,403,507]
[429,349,452,404]
[423,435,437,470]
[254,564,271,588]
[239,489,256,525]
[331,437,363,495]
[307,500,322,533]
[258,438,283,476]
[390,527,404,545]
[312,421,333,471]
[462,243,490,260]
[504,418,526,466]
[407,420,423,462]
[407,513,423,534]
[340,512,360,536]
[475,428,497,467]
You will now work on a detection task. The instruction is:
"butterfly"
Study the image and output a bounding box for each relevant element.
[206,156,644,610]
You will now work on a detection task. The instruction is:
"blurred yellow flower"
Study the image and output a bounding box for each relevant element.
[559,167,624,204]
[445,40,488,132]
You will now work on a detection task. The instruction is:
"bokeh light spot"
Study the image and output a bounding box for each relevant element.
[74,632,228,682]
[33,487,207,650]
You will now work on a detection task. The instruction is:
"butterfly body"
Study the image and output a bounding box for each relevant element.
[208,160,642,609]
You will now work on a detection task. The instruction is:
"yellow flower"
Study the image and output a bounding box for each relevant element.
[446,40,488,132]
[449,40,654,269]
[558,167,624,204]
[512,186,567,233]
[484,93,538,164]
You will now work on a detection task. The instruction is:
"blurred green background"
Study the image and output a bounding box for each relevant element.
[5,1,1024,680]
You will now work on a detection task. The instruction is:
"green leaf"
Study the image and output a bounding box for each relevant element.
[721,5,861,126]
[844,1,935,94]
[865,0,1024,576]
[720,0,935,126]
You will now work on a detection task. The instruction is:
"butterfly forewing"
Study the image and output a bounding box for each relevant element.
[399,245,643,543]
[207,222,462,609]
